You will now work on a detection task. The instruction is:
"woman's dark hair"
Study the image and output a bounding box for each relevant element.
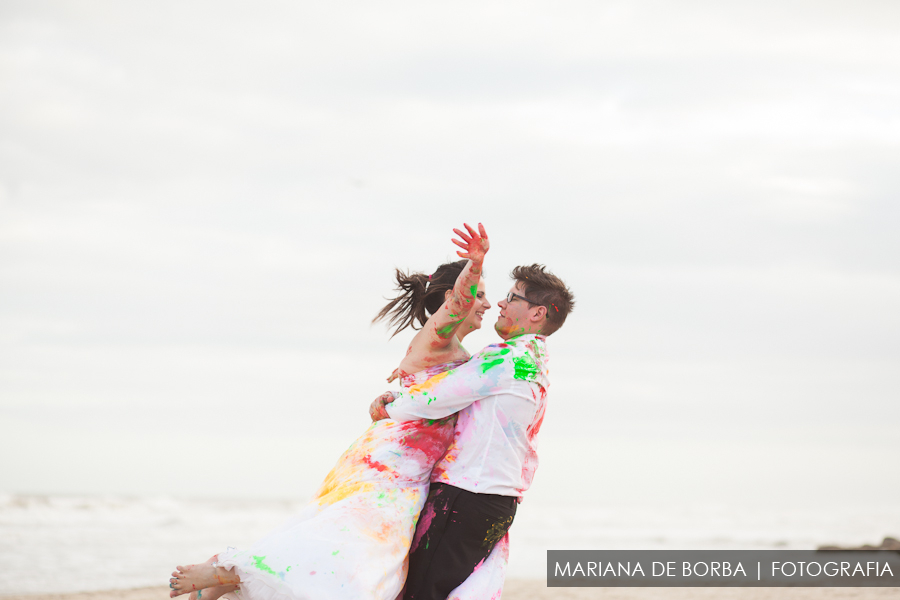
[373,259,468,337]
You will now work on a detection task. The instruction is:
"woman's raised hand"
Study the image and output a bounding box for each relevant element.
[452,223,489,266]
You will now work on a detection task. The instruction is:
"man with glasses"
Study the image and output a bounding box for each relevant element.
[370,263,575,600]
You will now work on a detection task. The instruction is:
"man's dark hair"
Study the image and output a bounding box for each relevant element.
[511,264,574,335]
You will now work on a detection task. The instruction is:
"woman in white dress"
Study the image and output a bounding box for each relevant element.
[169,223,508,600]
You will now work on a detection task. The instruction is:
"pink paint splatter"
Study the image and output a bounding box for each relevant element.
[410,502,437,552]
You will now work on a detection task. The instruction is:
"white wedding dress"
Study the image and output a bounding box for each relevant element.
[216,360,509,600]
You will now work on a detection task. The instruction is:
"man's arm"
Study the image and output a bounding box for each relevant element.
[384,343,517,421]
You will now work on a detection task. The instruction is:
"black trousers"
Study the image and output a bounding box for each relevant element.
[403,482,517,600]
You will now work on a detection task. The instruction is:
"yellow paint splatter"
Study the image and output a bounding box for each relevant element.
[408,370,452,395]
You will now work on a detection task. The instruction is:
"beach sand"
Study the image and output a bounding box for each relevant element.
[3,582,898,600]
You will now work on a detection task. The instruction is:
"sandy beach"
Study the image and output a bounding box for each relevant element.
[3,581,899,600]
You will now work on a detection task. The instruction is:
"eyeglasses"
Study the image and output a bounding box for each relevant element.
[506,291,541,305]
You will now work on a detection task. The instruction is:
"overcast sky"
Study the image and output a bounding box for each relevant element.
[1,1,898,511]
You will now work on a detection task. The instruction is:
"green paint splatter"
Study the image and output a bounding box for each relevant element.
[484,347,510,358]
[251,555,278,576]
[286,566,291,572]
[513,354,539,381]
[435,323,454,337]
[481,358,503,373]
[479,346,512,373]
[435,317,466,338]
[469,284,477,298]
[332,550,340,556]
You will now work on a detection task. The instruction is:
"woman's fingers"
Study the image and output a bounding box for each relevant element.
[452,228,472,243]
[453,223,488,260]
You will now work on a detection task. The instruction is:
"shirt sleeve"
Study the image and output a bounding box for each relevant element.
[385,343,518,421]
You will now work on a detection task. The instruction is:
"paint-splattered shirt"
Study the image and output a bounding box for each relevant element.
[386,334,549,498]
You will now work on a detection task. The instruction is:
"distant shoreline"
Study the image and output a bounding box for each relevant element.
[3,582,900,600]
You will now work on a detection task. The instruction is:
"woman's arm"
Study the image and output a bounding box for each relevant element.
[423,223,489,349]
[385,223,490,382]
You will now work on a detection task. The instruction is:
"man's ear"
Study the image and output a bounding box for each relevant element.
[531,305,547,321]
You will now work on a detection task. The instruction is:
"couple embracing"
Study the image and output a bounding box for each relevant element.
[169,223,575,600]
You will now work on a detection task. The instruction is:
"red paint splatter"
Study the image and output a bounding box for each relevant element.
[360,454,391,473]
[526,388,547,441]
[398,419,455,463]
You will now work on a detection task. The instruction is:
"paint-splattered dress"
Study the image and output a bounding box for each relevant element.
[216,359,507,600]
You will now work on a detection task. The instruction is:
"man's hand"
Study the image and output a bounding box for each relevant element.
[369,391,398,421]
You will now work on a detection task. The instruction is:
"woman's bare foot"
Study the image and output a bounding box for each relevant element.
[190,584,237,600]
[169,556,239,598]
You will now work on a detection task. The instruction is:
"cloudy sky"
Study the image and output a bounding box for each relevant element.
[1,1,898,511]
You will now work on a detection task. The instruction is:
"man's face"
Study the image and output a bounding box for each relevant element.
[494,281,534,340]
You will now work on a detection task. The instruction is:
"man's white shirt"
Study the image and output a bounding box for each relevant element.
[386,334,550,499]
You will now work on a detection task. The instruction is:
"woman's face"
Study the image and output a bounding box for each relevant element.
[460,277,491,333]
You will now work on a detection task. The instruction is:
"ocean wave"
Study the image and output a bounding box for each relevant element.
[1,494,897,594]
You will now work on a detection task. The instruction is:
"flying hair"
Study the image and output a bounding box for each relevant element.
[372,260,467,337]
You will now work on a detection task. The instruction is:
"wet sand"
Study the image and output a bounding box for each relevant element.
[3,582,898,600]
